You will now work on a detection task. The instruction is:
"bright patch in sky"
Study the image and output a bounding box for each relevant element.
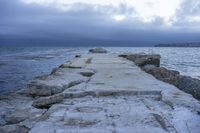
[113,15,126,22]
[189,16,200,22]
[21,0,183,24]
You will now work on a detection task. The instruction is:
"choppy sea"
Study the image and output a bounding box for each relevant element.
[1,47,200,93]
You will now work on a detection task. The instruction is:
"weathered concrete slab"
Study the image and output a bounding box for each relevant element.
[60,57,92,68]
[28,53,200,133]
[30,96,200,133]
[1,52,200,133]
[27,68,92,96]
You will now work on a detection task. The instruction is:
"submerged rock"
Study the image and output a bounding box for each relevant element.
[89,48,107,53]
[119,53,161,67]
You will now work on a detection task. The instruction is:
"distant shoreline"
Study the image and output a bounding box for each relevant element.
[155,42,200,47]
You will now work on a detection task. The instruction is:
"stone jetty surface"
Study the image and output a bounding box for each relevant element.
[1,49,200,133]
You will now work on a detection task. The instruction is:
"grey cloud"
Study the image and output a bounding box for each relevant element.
[173,0,200,27]
[0,0,200,46]
[181,0,200,15]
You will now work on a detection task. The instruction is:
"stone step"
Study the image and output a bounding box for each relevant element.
[63,89,162,99]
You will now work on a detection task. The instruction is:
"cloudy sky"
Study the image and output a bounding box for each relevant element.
[0,0,200,46]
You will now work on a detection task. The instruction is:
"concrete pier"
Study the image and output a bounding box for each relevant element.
[1,52,200,133]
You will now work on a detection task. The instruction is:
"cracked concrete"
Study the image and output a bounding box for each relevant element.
[1,53,200,133]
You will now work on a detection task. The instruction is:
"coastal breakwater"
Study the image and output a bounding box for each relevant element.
[0,48,200,133]
[119,53,200,100]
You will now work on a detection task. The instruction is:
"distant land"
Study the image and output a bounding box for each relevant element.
[155,42,200,47]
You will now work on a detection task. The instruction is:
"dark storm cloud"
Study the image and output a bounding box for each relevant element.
[0,0,200,46]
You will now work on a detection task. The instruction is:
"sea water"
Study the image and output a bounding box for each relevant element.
[0,47,200,93]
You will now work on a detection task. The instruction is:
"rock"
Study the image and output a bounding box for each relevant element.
[142,65,180,85]
[141,64,156,71]
[177,76,200,100]
[0,92,47,130]
[118,53,130,58]
[59,63,80,69]
[119,52,146,59]
[4,110,29,124]
[142,65,200,100]
[120,53,161,67]
[59,57,92,69]
[135,55,160,67]
[79,70,95,77]
[79,72,94,77]
[2,53,200,133]
[0,125,30,133]
[89,48,107,53]
[32,93,64,108]
[75,54,81,58]
[27,68,89,96]
[0,117,6,126]
[126,52,200,100]
[50,68,60,75]
[85,57,93,64]
[27,81,64,97]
